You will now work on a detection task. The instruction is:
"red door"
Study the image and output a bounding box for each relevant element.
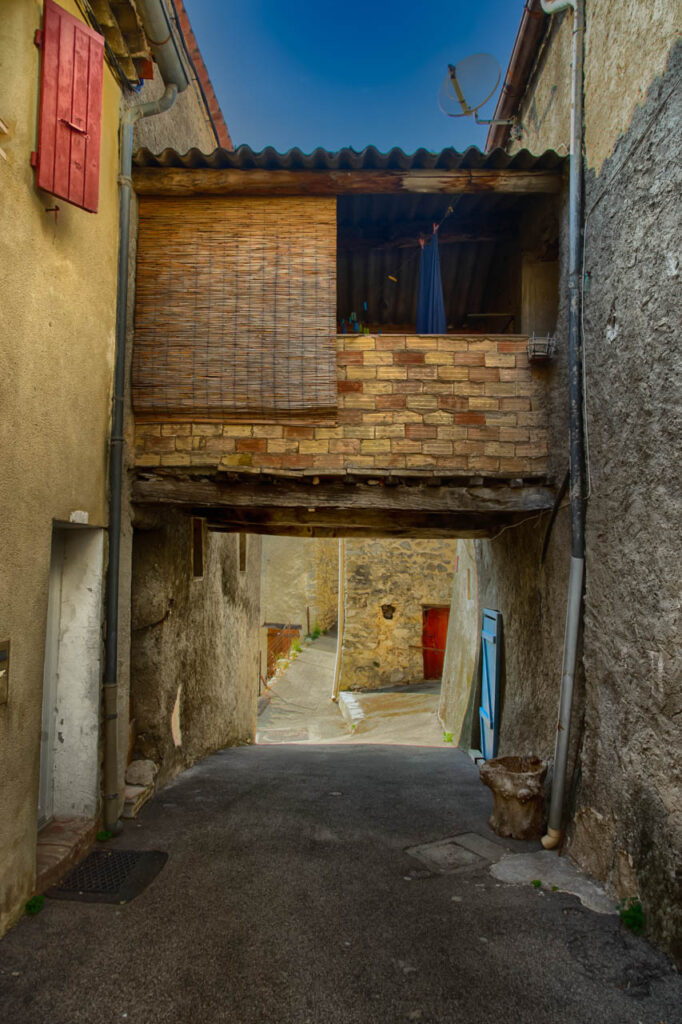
[422,607,450,680]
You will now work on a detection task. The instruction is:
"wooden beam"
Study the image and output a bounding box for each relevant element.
[207,522,493,539]
[132,168,562,197]
[132,475,554,517]
[203,506,507,534]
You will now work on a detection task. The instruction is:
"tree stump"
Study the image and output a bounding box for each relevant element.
[479,756,547,840]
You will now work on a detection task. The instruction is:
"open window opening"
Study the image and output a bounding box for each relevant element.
[336,193,559,336]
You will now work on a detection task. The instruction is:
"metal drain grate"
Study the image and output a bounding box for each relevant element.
[61,850,141,893]
[47,849,167,904]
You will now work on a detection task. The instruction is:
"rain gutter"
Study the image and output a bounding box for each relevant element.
[486,0,546,151]
[103,0,188,832]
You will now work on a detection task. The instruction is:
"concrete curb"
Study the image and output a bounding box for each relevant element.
[337,692,366,733]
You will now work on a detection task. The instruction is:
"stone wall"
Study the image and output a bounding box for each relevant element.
[130,512,261,788]
[486,24,682,964]
[134,334,550,478]
[340,539,457,690]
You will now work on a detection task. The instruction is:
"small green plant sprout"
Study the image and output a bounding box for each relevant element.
[291,639,302,654]
[531,879,542,889]
[373,660,380,668]
[311,622,321,640]
[96,829,113,842]
[442,731,454,744]
[551,885,559,892]
[350,723,357,733]
[25,894,44,916]
[618,897,645,935]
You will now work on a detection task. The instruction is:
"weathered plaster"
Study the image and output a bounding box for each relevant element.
[131,513,261,788]
[259,537,338,675]
[439,541,479,745]
[511,0,681,173]
[340,539,457,690]
[571,42,682,962]
[497,23,682,964]
[51,528,105,820]
[126,61,218,155]
[0,0,121,937]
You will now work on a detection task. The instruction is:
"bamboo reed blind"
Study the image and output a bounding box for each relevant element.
[133,196,337,419]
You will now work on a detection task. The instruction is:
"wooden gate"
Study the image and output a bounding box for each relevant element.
[422,606,450,680]
[266,626,300,679]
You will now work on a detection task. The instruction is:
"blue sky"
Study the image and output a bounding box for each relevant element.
[183,0,525,153]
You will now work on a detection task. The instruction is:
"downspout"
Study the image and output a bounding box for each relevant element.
[539,0,586,850]
[331,539,345,702]
[103,0,189,832]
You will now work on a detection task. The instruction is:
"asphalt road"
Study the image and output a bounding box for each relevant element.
[1,740,680,1024]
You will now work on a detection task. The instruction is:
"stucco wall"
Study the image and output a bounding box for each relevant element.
[131,513,261,788]
[0,0,121,936]
[127,61,218,154]
[311,540,339,632]
[340,539,457,690]
[494,14,682,964]
[259,537,338,675]
[510,0,681,173]
[438,541,479,744]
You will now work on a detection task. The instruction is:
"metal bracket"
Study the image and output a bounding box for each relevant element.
[528,332,557,362]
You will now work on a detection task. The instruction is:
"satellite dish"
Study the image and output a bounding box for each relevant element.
[438,53,502,119]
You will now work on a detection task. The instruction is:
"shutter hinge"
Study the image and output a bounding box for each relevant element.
[34,28,43,48]
[30,151,38,168]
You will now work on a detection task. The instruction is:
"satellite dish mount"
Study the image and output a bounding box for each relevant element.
[439,54,520,133]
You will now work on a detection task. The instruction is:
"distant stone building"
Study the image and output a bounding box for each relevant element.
[339,539,457,690]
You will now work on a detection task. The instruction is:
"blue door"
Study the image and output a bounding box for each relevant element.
[479,609,502,760]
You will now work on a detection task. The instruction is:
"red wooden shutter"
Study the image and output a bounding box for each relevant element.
[34,0,104,213]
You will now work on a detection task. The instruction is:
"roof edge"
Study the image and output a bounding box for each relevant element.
[132,144,567,172]
[170,0,232,149]
[486,0,547,152]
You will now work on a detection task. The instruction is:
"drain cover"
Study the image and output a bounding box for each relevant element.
[405,833,507,874]
[47,849,167,904]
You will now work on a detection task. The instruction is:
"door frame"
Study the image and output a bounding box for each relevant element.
[421,604,450,682]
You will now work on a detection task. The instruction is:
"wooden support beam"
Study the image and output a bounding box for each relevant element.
[203,508,504,537]
[132,168,562,197]
[201,504,506,531]
[206,522,493,539]
[133,474,554,520]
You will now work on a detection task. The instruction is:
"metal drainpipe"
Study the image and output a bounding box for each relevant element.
[103,0,190,832]
[539,0,586,850]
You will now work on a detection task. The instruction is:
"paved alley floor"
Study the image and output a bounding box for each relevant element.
[257,633,450,747]
[2,742,682,1022]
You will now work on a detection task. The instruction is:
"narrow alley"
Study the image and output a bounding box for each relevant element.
[257,632,448,747]
[2,638,681,1023]
[2,0,681,1017]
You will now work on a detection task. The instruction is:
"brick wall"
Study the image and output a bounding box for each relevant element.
[134,335,549,477]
